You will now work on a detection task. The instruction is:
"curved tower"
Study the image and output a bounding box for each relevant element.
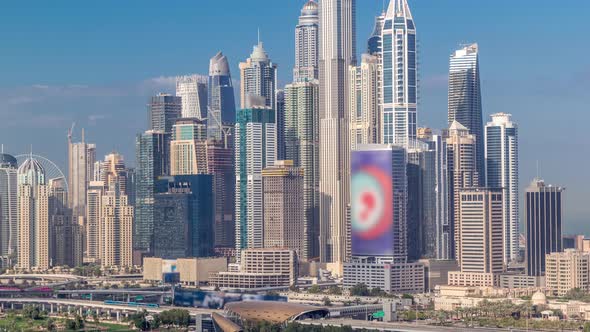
[208,52,236,140]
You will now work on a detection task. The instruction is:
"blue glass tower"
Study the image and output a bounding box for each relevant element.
[207,52,236,141]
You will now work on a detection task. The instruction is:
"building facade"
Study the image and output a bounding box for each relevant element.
[294,1,319,82]
[485,113,519,264]
[100,183,133,268]
[381,0,417,147]
[207,139,236,249]
[318,0,356,264]
[85,181,104,262]
[262,161,305,258]
[67,128,95,223]
[449,188,504,287]
[176,75,208,120]
[148,93,182,134]
[545,250,590,296]
[235,106,277,252]
[343,261,425,294]
[526,179,564,276]
[448,44,484,181]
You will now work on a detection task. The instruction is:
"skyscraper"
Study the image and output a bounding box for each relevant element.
[262,161,305,258]
[447,121,480,260]
[319,0,356,264]
[207,138,235,249]
[135,130,169,260]
[526,179,564,277]
[284,81,320,259]
[350,54,380,151]
[85,181,104,262]
[100,182,133,268]
[176,75,208,120]
[67,128,96,222]
[235,104,276,251]
[17,157,50,270]
[485,113,519,264]
[449,188,504,287]
[294,0,319,82]
[170,118,208,175]
[148,93,182,134]
[208,52,236,141]
[418,130,451,260]
[0,153,18,259]
[448,44,484,180]
[48,177,82,268]
[381,0,417,147]
[239,41,278,109]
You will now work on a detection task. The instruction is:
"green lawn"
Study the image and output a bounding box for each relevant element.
[0,315,134,331]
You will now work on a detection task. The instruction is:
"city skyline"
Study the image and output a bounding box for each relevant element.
[0,0,588,236]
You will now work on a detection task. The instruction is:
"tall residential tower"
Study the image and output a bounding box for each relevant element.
[318,0,356,263]
[208,52,236,140]
[294,1,319,82]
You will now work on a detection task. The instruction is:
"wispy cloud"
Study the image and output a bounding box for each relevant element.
[421,74,448,89]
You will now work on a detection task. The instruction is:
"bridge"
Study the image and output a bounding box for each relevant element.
[0,298,220,322]
[55,289,172,303]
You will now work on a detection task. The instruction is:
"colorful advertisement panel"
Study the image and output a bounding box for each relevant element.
[351,149,394,256]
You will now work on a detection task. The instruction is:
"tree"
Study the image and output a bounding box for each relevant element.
[307,284,321,294]
[159,309,191,327]
[45,318,57,332]
[349,283,370,297]
[327,286,342,295]
[322,296,332,307]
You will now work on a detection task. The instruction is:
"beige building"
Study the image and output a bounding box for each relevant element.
[101,153,127,195]
[209,248,297,289]
[100,183,133,268]
[17,158,50,270]
[446,121,480,261]
[545,250,590,296]
[143,257,228,286]
[449,188,504,287]
[349,54,380,151]
[170,118,208,176]
[262,161,305,258]
[85,181,104,262]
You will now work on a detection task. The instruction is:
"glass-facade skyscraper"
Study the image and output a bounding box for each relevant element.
[526,179,564,277]
[208,52,236,141]
[239,42,278,110]
[485,113,519,264]
[134,130,169,260]
[148,93,182,134]
[448,43,485,181]
[381,0,417,147]
[176,75,208,120]
[0,153,18,258]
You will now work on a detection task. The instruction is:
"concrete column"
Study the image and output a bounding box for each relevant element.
[116,311,120,322]
[50,304,54,314]
[79,307,83,316]
[126,294,130,302]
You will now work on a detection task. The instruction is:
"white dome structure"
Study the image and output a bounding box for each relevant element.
[532,291,547,306]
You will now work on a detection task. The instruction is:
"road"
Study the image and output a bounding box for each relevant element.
[299,319,573,332]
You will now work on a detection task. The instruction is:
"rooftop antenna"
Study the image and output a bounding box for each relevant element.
[257,27,261,45]
[382,0,386,13]
[1,144,4,154]
[536,160,540,179]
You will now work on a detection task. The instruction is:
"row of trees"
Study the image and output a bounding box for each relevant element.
[244,321,378,332]
[130,309,191,330]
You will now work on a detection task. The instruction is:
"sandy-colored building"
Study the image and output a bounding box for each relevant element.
[545,250,590,296]
[143,257,227,286]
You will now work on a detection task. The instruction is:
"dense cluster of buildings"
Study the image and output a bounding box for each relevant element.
[0,0,581,302]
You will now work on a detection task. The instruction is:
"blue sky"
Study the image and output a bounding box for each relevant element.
[0,0,589,234]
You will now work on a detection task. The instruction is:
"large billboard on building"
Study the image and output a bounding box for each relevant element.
[351,149,393,256]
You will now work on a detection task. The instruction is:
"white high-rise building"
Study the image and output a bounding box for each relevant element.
[176,75,208,120]
[17,157,50,270]
[381,0,417,148]
[350,54,380,151]
[234,104,277,252]
[239,42,278,110]
[0,153,18,259]
[318,0,356,264]
[68,128,96,222]
[100,183,133,268]
[485,113,519,264]
[294,1,319,82]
